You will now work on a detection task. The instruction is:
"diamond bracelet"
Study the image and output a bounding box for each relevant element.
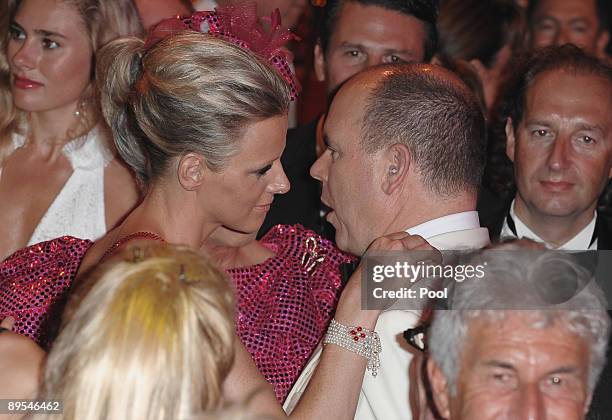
[323,318,382,377]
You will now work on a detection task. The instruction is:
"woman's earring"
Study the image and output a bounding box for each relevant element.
[74,97,87,118]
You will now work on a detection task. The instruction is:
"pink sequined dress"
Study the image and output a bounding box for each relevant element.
[0,226,354,403]
[0,236,92,348]
[228,224,355,402]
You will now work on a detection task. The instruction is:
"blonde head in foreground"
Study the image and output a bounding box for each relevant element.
[37,244,236,420]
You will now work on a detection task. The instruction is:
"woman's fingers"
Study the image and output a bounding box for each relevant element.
[366,233,442,264]
[0,316,15,331]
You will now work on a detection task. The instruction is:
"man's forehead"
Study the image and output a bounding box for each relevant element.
[464,315,590,374]
[326,87,367,130]
[467,313,585,350]
[332,2,426,51]
[535,0,598,21]
[524,69,612,118]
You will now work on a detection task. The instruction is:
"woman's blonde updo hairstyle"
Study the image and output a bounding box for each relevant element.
[96,32,291,187]
[37,244,236,420]
[0,0,143,162]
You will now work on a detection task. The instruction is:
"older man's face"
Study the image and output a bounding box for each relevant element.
[507,69,612,221]
[530,0,610,55]
[444,314,591,420]
[314,2,427,94]
[310,82,386,255]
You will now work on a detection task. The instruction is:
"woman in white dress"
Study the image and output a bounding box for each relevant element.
[0,0,143,260]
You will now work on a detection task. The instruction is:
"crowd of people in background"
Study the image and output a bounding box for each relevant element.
[0,0,611,419]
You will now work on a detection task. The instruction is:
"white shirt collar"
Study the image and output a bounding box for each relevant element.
[405,211,481,240]
[502,200,597,250]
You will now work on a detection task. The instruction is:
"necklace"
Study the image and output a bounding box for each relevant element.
[22,109,97,148]
[100,231,165,262]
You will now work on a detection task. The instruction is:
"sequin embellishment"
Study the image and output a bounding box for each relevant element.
[227,224,356,402]
[0,236,92,348]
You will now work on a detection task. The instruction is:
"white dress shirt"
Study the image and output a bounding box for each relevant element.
[406,211,481,239]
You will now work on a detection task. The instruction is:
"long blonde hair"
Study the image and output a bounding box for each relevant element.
[0,0,143,163]
[37,244,236,420]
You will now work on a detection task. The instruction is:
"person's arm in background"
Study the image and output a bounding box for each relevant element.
[0,317,45,420]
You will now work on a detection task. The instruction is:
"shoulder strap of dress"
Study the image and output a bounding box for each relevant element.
[63,125,114,170]
[99,231,165,262]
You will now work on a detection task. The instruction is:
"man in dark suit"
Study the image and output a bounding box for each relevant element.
[479,45,612,418]
[481,46,612,250]
[259,0,439,238]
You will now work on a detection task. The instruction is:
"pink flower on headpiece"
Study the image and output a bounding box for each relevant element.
[144,2,300,100]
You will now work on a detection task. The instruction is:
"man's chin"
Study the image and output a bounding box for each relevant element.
[336,236,365,257]
[534,201,583,218]
[334,231,352,254]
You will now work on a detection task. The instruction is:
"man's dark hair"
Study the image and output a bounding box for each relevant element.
[527,0,609,32]
[361,64,486,196]
[505,44,612,129]
[438,0,522,68]
[318,0,439,62]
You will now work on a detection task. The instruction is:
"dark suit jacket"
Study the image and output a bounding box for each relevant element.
[478,187,612,419]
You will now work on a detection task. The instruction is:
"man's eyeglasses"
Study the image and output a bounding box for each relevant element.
[403,323,429,353]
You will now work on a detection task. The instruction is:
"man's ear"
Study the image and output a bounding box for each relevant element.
[381,143,410,195]
[505,117,517,163]
[314,43,327,83]
[177,153,206,191]
[427,358,451,419]
[596,30,610,59]
[469,58,489,81]
[430,55,442,66]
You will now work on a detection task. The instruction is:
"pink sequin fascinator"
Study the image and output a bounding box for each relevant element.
[144,3,300,100]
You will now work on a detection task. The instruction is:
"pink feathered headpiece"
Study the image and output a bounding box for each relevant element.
[144,3,299,100]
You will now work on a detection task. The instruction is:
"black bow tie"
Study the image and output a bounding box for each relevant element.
[506,213,598,248]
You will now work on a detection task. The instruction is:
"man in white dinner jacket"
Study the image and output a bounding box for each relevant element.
[286,63,490,419]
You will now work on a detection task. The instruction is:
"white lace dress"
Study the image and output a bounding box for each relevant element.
[5,125,112,244]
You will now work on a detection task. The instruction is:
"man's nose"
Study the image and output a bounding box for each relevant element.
[555,28,570,47]
[368,54,385,68]
[547,136,571,172]
[310,152,329,183]
[517,383,546,420]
